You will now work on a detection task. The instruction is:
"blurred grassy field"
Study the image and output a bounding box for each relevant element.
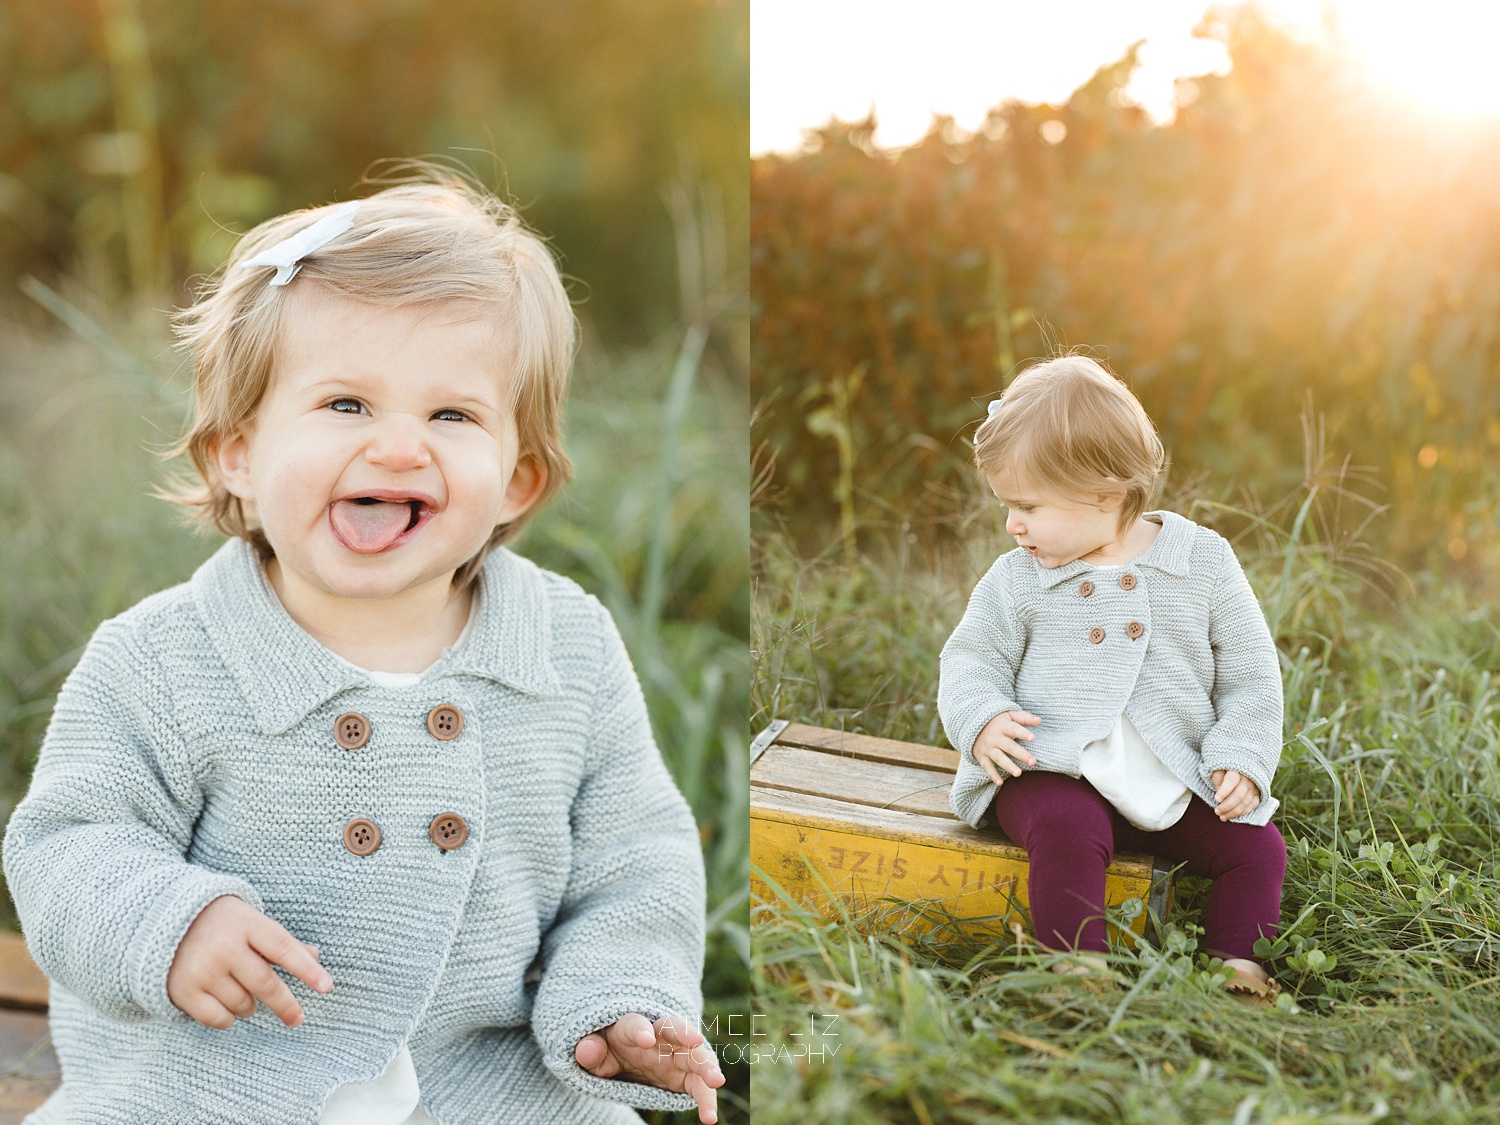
[750,454,1500,1122]
[0,0,748,345]
[751,9,1500,583]
[750,16,1500,1114]
[0,280,749,1122]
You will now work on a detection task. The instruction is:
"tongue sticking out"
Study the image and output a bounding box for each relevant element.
[330,499,417,552]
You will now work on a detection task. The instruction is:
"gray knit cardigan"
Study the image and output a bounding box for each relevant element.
[938,510,1284,831]
[2,538,704,1124]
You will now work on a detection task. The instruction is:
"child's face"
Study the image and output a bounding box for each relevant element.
[986,467,1125,568]
[213,287,546,601]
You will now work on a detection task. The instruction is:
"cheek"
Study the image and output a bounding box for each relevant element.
[444,446,513,509]
[248,439,344,521]
[259,454,319,501]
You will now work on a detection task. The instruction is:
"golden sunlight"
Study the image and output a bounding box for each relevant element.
[751,1,1500,157]
[1330,1,1500,117]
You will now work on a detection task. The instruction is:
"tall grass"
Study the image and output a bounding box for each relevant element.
[0,277,749,1122]
[751,437,1500,1122]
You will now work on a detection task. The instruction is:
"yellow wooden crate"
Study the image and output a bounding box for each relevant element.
[750,721,1175,947]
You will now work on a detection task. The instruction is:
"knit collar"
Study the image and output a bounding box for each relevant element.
[192,538,560,736]
[1031,510,1195,590]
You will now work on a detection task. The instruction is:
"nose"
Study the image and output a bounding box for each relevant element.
[1006,511,1025,537]
[363,412,432,471]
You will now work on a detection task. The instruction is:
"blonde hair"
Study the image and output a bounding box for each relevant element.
[159,163,576,589]
[973,354,1165,530]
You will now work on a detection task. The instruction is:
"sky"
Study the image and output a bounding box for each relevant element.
[751,0,1500,155]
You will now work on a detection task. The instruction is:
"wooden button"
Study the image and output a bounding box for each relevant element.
[1119,573,1138,590]
[426,704,464,741]
[1078,581,1095,597]
[334,712,371,750]
[1126,621,1145,639]
[1088,627,1106,644]
[343,818,380,856]
[429,812,468,850]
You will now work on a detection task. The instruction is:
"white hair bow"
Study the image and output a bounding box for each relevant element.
[987,398,1005,416]
[240,200,361,287]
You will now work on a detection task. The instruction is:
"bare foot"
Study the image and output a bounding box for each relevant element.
[1050,953,1109,976]
[1221,957,1267,983]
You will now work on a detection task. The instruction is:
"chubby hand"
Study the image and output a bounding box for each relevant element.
[1210,769,1261,821]
[973,709,1041,787]
[575,1013,724,1124]
[167,895,331,1030]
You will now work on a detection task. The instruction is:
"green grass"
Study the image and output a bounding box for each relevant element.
[0,283,748,1123]
[751,462,1500,1123]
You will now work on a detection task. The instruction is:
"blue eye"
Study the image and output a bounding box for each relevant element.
[329,399,365,415]
[433,410,469,423]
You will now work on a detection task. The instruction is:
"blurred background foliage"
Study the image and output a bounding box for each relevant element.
[0,0,746,343]
[751,5,1500,585]
[0,1,747,1120]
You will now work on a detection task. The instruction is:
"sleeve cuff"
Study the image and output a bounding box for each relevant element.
[126,871,263,1021]
[537,995,704,1113]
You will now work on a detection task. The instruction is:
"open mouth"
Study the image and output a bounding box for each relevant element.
[329,496,433,553]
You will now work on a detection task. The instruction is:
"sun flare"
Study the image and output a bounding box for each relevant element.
[1329,1,1500,118]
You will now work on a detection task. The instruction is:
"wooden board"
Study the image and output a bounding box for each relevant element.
[751,723,1174,947]
[762,722,959,773]
[0,934,47,1013]
[752,744,953,817]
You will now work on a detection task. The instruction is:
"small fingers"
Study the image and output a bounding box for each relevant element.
[575,1032,618,1076]
[974,747,1007,787]
[999,714,1038,762]
[1213,787,1235,818]
[247,918,332,996]
[210,977,258,1020]
[653,1014,704,1050]
[232,958,304,1029]
[1215,778,1255,820]
[180,991,238,1031]
[979,747,1020,780]
[990,744,1024,778]
[654,1017,720,1080]
[1001,716,1036,747]
[997,736,1035,771]
[685,1068,719,1124]
[609,1012,657,1051]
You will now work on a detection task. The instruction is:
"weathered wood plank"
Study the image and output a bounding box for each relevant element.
[0,1076,59,1125]
[0,935,47,1013]
[774,723,958,772]
[0,1008,60,1124]
[0,1010,56,1078]
[752,744,956,817]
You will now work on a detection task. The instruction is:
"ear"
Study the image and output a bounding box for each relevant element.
[1094,477,1127,512]
[498,454,548,524]
[212,428,256,501]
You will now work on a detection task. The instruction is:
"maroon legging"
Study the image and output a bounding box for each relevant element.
[991,770,1286,963]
